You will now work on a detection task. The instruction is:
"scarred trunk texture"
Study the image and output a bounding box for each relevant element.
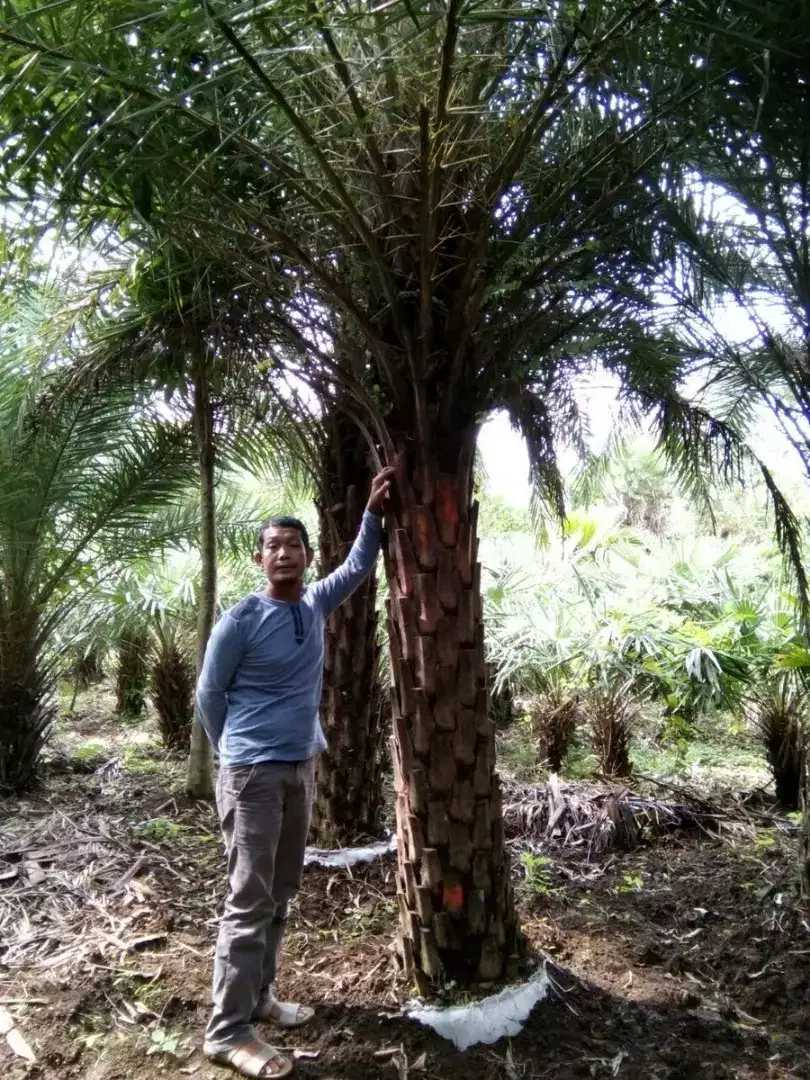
[312,416,385,846]
[385,449,522,988]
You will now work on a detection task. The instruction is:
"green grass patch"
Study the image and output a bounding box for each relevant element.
[72,742,107,763]
[134,817,184,842]
[122,743,165,775]
[630,736,769,790]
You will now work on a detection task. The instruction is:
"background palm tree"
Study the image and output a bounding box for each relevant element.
[657,2,810,494]
[55,251,316,796]
[114,624,150,720]
[0,290,198,793]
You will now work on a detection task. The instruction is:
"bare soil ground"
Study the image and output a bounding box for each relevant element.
[1,697,809,1080]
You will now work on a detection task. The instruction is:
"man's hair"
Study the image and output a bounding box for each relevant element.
[256,515,310,552]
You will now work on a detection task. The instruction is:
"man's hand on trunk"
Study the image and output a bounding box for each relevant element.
[366,466,397,514]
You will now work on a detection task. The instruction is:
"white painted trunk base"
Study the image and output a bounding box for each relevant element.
[304,834,398,869]
[304,833,549,1051]
[405,967,550,1051]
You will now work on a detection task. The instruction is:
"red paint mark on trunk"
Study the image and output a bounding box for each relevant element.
[443,882,464,912]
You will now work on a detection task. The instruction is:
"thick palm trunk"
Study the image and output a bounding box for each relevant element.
[187,368,216,800]
[0,612,54,794]
[385,439,522,989]
[801,750,810,900]
[312,415,385,846]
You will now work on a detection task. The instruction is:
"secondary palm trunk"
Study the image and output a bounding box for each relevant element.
[187,366,216,800]
[801,754,810,900]
[0,612,54,795]
[312,415,385,846]
[384,440,522,988]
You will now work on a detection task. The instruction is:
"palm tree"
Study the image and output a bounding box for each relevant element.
[656,3,810,499]
[55,252,314,797]
[749,679,807,811]
[1,22,310,794]
[114,625,150,719]
[76,558,199,748]
[149,621,196,751]
[2,0,805,987]
[312,400,386,846]
[0,291,198,794]
[573,439,677,536]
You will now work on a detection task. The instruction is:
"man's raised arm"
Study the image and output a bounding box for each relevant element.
[310,466,395,616]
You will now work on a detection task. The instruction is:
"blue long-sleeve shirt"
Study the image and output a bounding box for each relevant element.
[196,510,381,766]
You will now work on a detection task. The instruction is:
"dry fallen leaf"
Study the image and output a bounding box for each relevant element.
[0,1007,36,1063]
[374,1046,403,1059]
[25,863,46,887]
[6,1027,36,1063]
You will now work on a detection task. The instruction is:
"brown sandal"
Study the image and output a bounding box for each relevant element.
[204,1038,293,1078]
[253,998,314,1029]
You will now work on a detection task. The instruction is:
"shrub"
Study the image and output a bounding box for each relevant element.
[587,682,636,777]
[530,691,580,773]
[748,682,806,810]
[115,631,150,718]
[149,634,195,751]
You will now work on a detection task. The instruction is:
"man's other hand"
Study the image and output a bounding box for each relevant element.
[366,467,396,514]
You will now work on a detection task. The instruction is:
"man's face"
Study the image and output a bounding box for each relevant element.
[254,525,313,586]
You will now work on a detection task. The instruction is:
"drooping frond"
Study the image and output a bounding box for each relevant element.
[0,299,200,653]
[651,396,809,631]
[503,385,565,527]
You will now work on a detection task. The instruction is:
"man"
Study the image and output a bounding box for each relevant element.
[198,466,395,1079]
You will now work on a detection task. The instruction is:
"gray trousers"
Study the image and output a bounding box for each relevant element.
[205,758,315,1051]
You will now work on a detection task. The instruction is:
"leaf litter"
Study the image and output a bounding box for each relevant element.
[2,727,810,1078]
